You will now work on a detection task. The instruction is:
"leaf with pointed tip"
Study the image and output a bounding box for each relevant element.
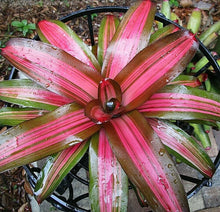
[37,20,101,71]
[138,85,220,123]
[35,140,89,203]
[104,111,189,212]
[168,75,201,87]
[0,79,72,111]
[97,15,119,65]
[149,24,180,44]
[1,38,102,106]
[101,0,156,78]
[0,107,47,126]
[0,102,100,173]
[148,118,215,178]
[89,129,128,212]
[115,30,198,112]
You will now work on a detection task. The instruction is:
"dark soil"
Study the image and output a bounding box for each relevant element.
[0,0,219,211]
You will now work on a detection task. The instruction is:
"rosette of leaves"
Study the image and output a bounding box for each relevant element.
[0,1,219,211]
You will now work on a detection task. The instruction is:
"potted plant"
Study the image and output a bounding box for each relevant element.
[0,0,220,211]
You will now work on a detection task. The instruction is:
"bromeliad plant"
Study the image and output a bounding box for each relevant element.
[0,0,219,211]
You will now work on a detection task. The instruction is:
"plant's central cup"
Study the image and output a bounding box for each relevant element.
[85,78,123,124]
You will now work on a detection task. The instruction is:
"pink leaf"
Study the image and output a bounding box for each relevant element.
[1,38,102,106]
[115,30,198,112]
[138,85,220,122]
[148,118,215,178]
[101,0,156,78]
[89,129,128,211]
[0,103,100,172]
[104,111,189,212]
[0,79,72,110]
[35,140,89,202]
[168,75,201,87]
[84,99,112,124]
[0,107,47,126]
[37,20,101,71]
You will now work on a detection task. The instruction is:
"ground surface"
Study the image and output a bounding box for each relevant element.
[0,0,220,211]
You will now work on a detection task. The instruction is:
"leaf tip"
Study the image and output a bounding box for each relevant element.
[184,30,199,49]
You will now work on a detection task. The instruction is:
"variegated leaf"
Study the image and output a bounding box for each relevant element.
[0,103,100,172]
[104,111,189,212]
[89,129,128,211]
[97,15,120,65]
[0,79,72,110]
[35,140,89,202]
[139,85,220,123]
[1,38,102,106]
[148,118,215,178]
[0,107,47,126]
[115,30,198,112]
[149,24,179,44]
[101,0,156,78]
[37,20,101,71]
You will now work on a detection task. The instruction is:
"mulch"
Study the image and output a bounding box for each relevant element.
[0,0,219,211]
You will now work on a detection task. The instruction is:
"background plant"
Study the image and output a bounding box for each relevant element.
[11,19,36,37]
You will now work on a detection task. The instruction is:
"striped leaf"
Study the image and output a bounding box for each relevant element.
[149,24,179,44]
[0,102,100,173]
[104,111,189,212]
[148,119,215,178]
[35,140,89,203]
[115,30,198,112]
[168,75,201,87]
[101,0,156,78]
[0,107,47,126]
[0,79,72,111]
[37,20,101,71]
[138,85,220,123]
[97,15,119,65]
[1,38,102,106]
[89,129,128,212]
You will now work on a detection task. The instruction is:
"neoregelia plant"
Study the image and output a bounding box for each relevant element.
[0,1,219,211]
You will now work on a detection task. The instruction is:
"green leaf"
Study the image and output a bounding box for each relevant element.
[0,107,47,126]
[0,102,100,173]
[89,130,128,211]
[22,28,28,36]
[149,24,179,44]
[35,140,89,203]
[21,20,28,26]
[27,23,36,30]
[11,21,23,28]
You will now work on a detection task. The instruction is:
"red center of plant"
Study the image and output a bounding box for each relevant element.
[84,78,123,124]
